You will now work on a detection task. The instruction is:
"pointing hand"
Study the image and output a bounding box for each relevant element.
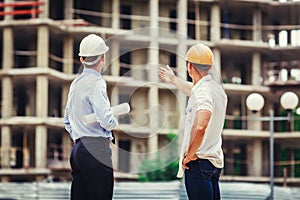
[158,65,175,83]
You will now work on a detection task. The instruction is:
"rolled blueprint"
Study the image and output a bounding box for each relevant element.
[82,103,130,125]
[111,102,130,116]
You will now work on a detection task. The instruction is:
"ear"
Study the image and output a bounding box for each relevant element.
[80,57,84,63]
[188,63,194,73]
[102,55,106,63]
[187,62,193,77]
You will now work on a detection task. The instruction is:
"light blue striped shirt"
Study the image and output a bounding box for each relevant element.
[64,68,118,141]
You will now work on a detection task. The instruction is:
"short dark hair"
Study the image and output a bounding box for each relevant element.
[191,62,211,71]
[82,55,104,66]
[82,55,103,62]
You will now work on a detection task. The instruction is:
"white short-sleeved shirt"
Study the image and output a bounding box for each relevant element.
[177,74,227,178]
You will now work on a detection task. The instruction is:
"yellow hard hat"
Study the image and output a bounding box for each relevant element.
[185,43,214,65]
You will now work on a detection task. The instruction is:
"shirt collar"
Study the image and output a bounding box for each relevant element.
[83,68,101,78]
[191,74,212,93]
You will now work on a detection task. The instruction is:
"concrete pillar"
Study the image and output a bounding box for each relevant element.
[35,125,47,182]
[176,0,188,154]
[177,0,187,38]
[247,56,263,178]
[2,27,13,71]
[37,26,49,69]
[62,36,73,112]
[244,52,262,130]
[110,40,120,77]
[148,87,159,157]
[251,52,261,86]
[246,111,263,177]
[148,0,159,82]
[36,75,48,117]
[112,0,120,29]
[1,27,13,177]
[36,25,49,116]
[100,1,110,27]
[194,1,200,40]
[1,127,11,169]
[39,0,49,19]
[253,8,262,42]
[2,27,13,114]
[147,0,159,157]
[247,114,262,131]
[3,0,13,21]
[210,4,221,42]
[247,140,263,176]
[177,0,187,78]
[212,48,221,75]
[35,26,49,173]
[150,0,159,29]
[35,89,48,171]
[1,77,12,170]
[64,0,73,20]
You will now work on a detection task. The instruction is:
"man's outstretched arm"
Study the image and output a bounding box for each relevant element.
[158,65,193,97]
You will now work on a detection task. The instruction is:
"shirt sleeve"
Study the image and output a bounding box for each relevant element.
[63,82,75,140]
[194,86,213,113]
[90,79,118,131]
[64,106,74,139]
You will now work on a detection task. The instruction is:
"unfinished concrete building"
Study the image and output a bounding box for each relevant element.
[0,0,300,186]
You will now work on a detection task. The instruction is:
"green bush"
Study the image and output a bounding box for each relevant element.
[138,132,180,181]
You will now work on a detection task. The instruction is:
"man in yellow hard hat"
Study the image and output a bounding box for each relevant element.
[159,43,227,200]
[64,34,118,200]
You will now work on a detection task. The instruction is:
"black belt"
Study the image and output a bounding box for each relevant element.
[75,138,81,144]
[75,136,110,144]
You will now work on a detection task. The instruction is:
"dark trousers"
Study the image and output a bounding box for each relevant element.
[70,137,114,200]
[184,159,222,200]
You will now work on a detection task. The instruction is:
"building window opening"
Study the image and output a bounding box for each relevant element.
[169,10,176,31]
[47,130,63,168]
[74,0,103,26]
[120,51,131,77]
[120,5,131,30]
[188,11,195,39]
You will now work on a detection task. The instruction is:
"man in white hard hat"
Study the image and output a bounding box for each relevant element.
[64,34,118,200]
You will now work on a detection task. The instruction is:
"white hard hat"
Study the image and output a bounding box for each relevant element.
[78,34,109,57]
